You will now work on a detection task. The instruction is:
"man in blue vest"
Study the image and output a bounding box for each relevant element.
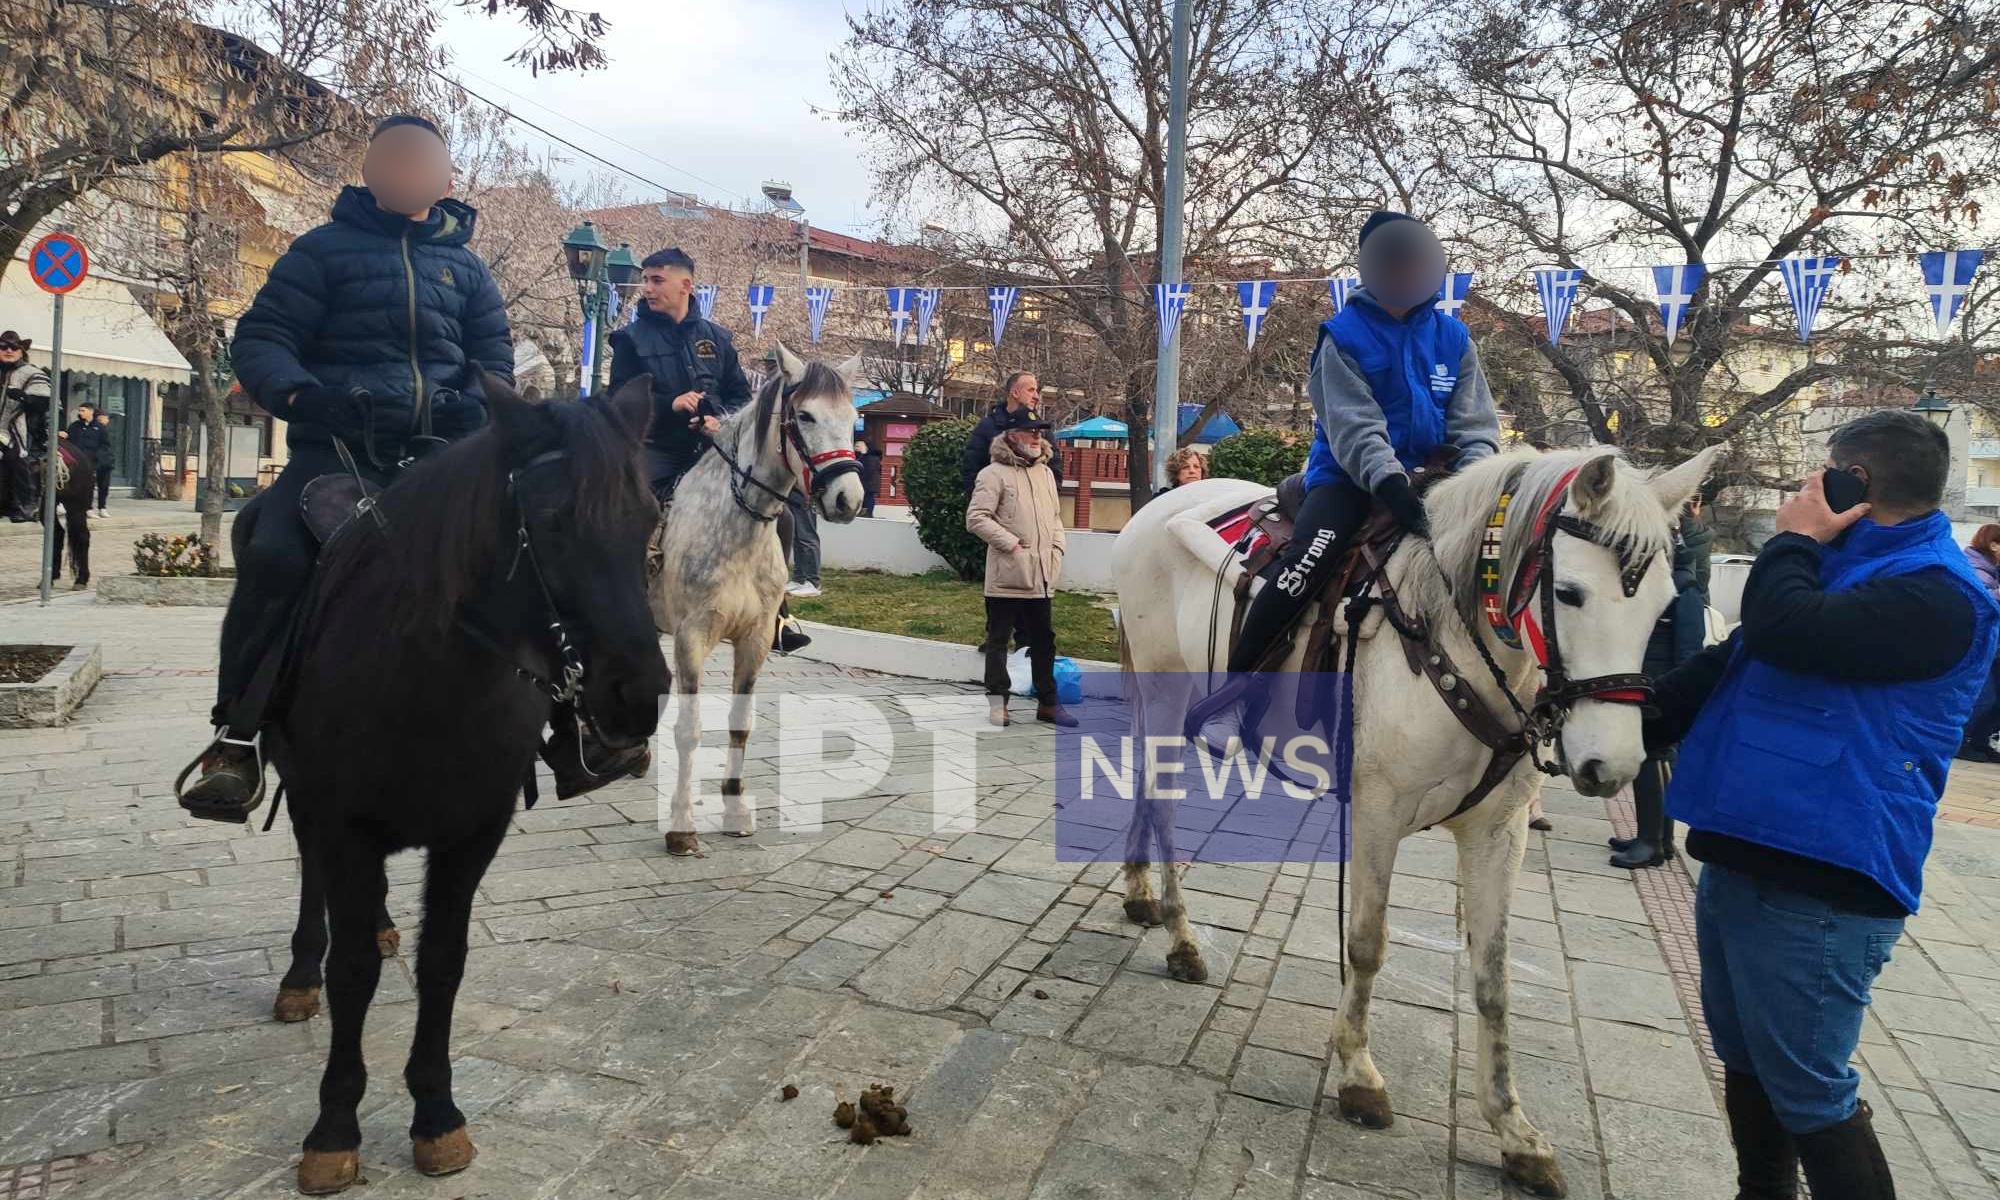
[1186,211,1500,743]
[1649,410,1998,1200]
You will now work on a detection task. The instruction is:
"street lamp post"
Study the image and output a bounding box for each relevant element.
[1914,388,1954,427]
[562,222,641,397]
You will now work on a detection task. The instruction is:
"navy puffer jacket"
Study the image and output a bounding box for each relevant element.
[230,187,513,453]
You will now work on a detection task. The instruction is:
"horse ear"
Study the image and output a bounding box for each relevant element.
[482,369,539,447]
[1650,444,1721,515]
[1571,453,1618,517]
[773,342,807,386]
[833,353,865,385]
[605,374,655,443]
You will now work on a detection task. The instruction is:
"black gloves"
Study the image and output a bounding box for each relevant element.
[288,386,371,431]
[1376,473,1430,538]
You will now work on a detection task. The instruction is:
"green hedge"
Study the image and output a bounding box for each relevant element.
[901,417,988,582]
[1207,429,1307,486]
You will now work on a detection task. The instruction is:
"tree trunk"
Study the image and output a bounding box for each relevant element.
[1123,366,1155,511]
[195,348,226,574]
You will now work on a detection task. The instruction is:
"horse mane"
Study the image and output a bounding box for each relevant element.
[726,361,848,456]
[314,399,652,642]
[1400,446,1677,630]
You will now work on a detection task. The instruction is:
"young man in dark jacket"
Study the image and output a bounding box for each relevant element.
[91,410,115,514]
[960,372,1063,496]
[61,403,108,513]
[607,247,751,500]
[1649,411,1999,1200]
[178,115,633,820]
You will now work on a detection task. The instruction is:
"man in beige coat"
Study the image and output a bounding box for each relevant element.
[966,422,1076,727]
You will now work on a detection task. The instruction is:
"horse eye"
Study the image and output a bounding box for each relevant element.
[1555,585,1586,608]
[796,412,816,425]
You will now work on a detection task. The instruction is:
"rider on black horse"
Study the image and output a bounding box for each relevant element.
[607,247,811,654]
[1186,211,1503,746]
[178,114,645,821]
[0,330,53,523]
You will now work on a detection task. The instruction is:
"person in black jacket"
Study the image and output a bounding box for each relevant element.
[1607,523,1706,869]
[960,372,1062,496]
[60,404,108,514]
[856,438,882,517]
[91,410,116,514]
[178,115,555,821]
[606,247,751,500]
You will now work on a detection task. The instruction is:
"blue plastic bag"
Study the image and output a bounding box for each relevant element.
[1053,657,1084,704]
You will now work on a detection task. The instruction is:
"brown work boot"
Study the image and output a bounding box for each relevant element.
[1037,699,1078,728]
[989,696,1010,727]
[542,716,650,801]
[176,738,265,823]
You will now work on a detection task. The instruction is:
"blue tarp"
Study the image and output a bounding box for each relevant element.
[1056,415,1129,440]
[1178,404,1241,444]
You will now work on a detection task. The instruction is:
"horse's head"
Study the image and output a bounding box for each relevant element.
[486,372,671,747]
[768,342,865,522]
[1533,446,1719,796]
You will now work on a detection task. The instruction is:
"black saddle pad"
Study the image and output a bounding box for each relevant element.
[299,474,379,545]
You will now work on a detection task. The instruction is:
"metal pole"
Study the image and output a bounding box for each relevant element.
[38,292,63,604]
[591,274,608,397]
[1150,0,1193,494]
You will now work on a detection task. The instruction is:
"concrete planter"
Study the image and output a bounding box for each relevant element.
[793,622,1119,694]
[98,574,236,606]
[0,644,102,728]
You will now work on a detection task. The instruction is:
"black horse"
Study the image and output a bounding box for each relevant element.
[38,443,92,588]
[267,375,669,1195]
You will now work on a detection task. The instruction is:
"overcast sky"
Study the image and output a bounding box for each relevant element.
[437,0,882,234]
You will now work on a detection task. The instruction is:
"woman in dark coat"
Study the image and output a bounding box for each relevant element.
[856,438,883,517]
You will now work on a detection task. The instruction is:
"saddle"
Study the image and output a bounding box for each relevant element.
[300,474,381,545]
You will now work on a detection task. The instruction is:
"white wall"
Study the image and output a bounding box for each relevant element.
[818,516,1121,593]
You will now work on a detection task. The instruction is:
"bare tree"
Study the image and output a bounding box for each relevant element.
[833,0,1383,507]
[1420,0,2000,467]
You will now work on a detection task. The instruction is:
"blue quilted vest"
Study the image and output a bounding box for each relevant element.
[1304,293,1471,490]
[1667,511,2000,913]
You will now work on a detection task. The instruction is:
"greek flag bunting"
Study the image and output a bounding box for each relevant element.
[746,284,775,338]
[694,283,718,321]
[1238,281,1278,349]
[1778,254,1842,342]
[1920,250,1985,340]
[914,287,942,346]
[1650,263,1707,346]
[885,287,914,345]
[805,286,836,345]
[1434,271,1475,320]
[1534,268,1584,344]
[1327,277,1360,315]
[578,315,597,397]
[988,286,1019,348]
[1156,282,1193,354]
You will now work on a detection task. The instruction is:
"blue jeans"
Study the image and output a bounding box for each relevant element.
[1696,863,1904,1133]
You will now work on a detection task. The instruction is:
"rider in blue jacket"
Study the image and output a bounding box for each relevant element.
[1189,212,1500,741]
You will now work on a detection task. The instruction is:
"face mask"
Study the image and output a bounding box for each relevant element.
[1358,220,1447,310]
[362,125,453,218]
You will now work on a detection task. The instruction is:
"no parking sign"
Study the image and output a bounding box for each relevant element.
[27,232,89,604]
[28,232,89,294]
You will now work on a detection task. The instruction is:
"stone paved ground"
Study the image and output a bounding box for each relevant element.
[4,597,2000,1200]
[0,499,235,603]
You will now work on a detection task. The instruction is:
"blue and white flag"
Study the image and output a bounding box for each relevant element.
[1155,282,1193,355]
[1650,263,1707,346]
[1434,271,1475,320]
[1238,281,1278,349]
[914,287,942,346]
[1534,268,1584,345]
[578,315,597,397]
[805,285,836,345]
[1921,250,1985,340]
[746,284,775,338]
[988,286,1019,348]
[694,283,718,322]
[885,287,915,345]
[1778,254,1842,342]
[1327,277,1360,315]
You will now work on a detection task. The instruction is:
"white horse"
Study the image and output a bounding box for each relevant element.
[1112,444,1715,1197]
[650,343,864,855]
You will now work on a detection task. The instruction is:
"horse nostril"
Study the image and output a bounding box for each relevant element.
[1576,758,1606,792]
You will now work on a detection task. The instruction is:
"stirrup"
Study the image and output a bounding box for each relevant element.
[173,729,268,824]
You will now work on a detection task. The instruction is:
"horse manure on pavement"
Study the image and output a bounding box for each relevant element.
[781,1084,799,1101]
[831,1082,912,1140]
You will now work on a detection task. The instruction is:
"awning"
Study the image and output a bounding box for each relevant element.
[1,263,192,386]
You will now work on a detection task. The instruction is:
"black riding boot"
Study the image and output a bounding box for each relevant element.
[1611,753,1676,867]
[177,733,267,823]
[1795,1102,1896,1200]
[1724,1071,1800,1200]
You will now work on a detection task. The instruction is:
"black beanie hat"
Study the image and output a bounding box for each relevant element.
[1358,210,1418,250]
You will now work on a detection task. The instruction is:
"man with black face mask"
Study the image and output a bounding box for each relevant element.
[1187,211,1500,745]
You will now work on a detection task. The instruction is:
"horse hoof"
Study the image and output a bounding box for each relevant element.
[1337,1085,1395,1129]
[1123,897,1163,926]
[297,1149,360,1195]
[413,1126,476,1176]
[70,578,87,590]
[1502,1152,1567,1197]
[1166,945,1209,983]
[377,927,401,958]
[273,986,321,1023]
[665,831,702,856]
[723,830,754,839]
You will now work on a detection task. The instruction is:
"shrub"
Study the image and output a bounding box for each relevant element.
[132,532,216,578]
[1207,429,1307,486]
[901,417,988,582]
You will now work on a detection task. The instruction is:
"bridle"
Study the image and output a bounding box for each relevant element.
[710,377,859,522]
[1465,464,1658,775]
[457,448,588,706]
